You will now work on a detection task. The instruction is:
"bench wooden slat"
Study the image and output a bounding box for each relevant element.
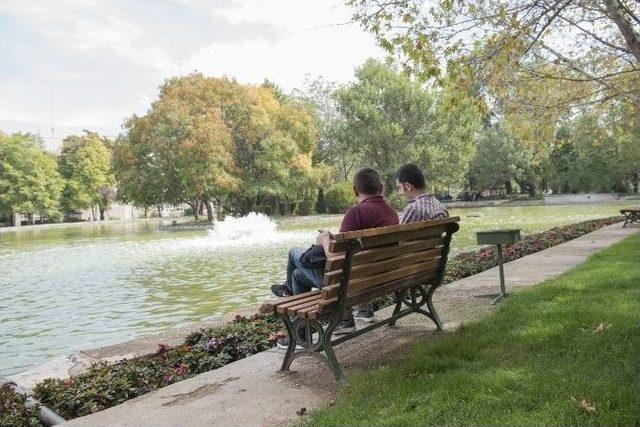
[325,237,444,271]
[259,290,321,314]
[323,247,443,286]
[329,224,449,252]
[276,293,323,315]
[333,216,460,241]
[316,270,441,316]
[320,258,441,300]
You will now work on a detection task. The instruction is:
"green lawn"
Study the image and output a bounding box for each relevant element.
[307,234,640,426]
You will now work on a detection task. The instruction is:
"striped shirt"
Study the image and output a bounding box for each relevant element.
[399,193,449,224]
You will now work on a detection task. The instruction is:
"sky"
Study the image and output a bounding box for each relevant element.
[0,0,383,151]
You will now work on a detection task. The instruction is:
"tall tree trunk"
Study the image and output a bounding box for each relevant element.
[157,206,162,218]
[204,199,214,221]
[193,199,200,221]
[100,208,105,221]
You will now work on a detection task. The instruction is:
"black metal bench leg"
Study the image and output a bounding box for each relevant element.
[323,333,344,382]
[388,291,404,327]
[279,315,296,371]
[425,289,444,331]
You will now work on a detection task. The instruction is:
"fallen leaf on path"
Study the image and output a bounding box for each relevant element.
[297,407,307,416]
[592,323,611,335]
[571,396,596,413]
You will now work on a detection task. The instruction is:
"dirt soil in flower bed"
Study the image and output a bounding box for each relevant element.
[0,216,623,426]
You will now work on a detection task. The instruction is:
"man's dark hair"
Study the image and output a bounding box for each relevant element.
[353,167,383,195]
[396,163,426,189]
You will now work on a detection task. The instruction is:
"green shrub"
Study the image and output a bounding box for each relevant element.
[297,191,316,216]
[325,182,355,214]
[1,385,42,427]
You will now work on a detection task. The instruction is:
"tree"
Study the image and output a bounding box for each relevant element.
[467,127,535,194]
[0,133,63,224]
[547,108,639,193]
[335,59,480,192]
[59,132,116,220]
[348,0,640,113]
[294,77,359,182]
[117,73,319,219]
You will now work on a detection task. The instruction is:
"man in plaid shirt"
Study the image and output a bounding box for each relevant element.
[395,163,449,223]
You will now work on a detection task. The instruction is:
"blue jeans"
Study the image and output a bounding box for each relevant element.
[286,247,324,295]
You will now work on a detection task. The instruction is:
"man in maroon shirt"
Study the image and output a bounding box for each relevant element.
[272,168,398,341]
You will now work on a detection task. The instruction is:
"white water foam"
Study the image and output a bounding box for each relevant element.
[208,212,277,241]
[194,212,313,249]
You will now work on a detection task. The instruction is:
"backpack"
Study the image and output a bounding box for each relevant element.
[299,244,327,270]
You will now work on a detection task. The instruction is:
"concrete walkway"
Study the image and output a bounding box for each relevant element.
[65,223,638,427]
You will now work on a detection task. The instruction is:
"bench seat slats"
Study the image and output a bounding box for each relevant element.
[259,290,320,314]
[277,297,323,315]
[276,294,323,315]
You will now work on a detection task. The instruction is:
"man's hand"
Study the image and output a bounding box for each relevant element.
[316,231,334,256]
[316,230,331,247]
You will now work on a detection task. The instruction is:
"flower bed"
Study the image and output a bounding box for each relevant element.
[3,216,622,424]
[444,216,623,283]
[32,315,283,421]
[1,384,41,427]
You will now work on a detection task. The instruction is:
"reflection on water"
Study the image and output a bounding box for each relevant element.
[0,202,631,375]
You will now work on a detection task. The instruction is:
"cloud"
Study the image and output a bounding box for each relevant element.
[0,0,382,149]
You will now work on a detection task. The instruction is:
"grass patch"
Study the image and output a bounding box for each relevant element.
[307,234,640,426]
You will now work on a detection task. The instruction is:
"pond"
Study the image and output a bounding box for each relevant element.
[0,201,631,375]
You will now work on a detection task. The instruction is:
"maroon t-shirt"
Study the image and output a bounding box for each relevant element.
[339,195,399,232]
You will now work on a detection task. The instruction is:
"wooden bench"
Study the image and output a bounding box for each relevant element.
[260,216,460,381]
[621,208,640,228]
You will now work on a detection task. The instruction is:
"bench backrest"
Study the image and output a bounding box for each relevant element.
[315,216,460,316]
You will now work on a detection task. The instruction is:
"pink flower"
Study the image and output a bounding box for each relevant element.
[162,375,173,382]
[156,343,168,354]
[174,364,189,375]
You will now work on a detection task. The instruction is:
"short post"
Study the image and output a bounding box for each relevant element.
[476,229,521,305]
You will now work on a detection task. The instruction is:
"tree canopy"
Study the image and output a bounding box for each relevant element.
[332,59,481,192]
[115,73,321,218]
[0,133,63,221]
[59,132,115,219]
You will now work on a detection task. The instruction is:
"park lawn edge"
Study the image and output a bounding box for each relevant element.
[0,216,625,424]
[304,233,640,426]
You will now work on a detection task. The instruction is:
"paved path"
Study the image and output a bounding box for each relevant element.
[64,223,638,427]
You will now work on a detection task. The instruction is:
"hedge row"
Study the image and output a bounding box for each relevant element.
[1,216,622,425]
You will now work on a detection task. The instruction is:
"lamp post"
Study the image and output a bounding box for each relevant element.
[476,229,521,304]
